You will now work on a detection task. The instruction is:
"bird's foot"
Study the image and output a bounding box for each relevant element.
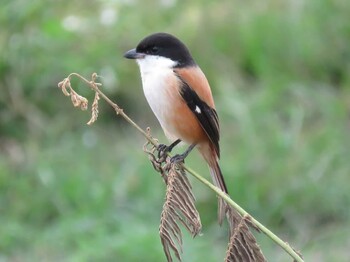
[157,143,170,160]
[157,139,182,161]
[170,143,196,164]
[170,153,186,164]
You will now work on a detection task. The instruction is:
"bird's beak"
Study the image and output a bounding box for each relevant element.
[124,48,145,59]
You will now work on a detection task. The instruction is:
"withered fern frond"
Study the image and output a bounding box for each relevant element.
[143,141,202,261]
[225,211,266,262]
[159,164,202,262]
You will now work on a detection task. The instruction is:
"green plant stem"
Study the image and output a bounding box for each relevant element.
[63,73,304,262]
[183,165,304,262]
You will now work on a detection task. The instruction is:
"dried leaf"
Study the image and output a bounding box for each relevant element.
[70,89,88,110]
[87,91,100,125]
[58,78,70,96]
[70,90,79,106]
[225,211,266,262]
[143,140,266,262]
[159,164,202,262]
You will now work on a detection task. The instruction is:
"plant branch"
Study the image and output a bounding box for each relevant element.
[182,165,303,262]
[64,73,157,144]
[58,73,304,262]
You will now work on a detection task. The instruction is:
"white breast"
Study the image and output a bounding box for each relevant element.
[136,55,179,139]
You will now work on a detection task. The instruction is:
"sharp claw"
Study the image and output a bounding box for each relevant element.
[170,154,185,164]
[157,144,168,159]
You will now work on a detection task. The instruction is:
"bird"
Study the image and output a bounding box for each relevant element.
[124,32,228,224]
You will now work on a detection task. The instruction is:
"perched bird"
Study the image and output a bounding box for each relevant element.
[124,32,228,223]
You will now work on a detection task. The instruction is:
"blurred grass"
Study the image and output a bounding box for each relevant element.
[1,0,350,261]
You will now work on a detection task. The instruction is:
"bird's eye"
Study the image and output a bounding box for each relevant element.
[151,46,159,53]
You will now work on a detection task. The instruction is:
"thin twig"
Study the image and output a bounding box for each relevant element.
[65,73,157,144]
[58,73,304,262]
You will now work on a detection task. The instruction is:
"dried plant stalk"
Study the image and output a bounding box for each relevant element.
[225,212,266,262]
[144,141,201,261]
[57,73,304,262]
[159,164,202,262]
[57,75,100,124]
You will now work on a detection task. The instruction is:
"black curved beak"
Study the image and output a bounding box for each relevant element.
[124,48,145,59]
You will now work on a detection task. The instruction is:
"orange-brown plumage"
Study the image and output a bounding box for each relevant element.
[124,32,228,224]
[165,67,214,144]
[174,67,215,108]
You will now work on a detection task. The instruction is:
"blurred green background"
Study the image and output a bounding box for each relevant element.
[1,0,349,261]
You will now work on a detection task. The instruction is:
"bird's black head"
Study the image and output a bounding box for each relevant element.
[124,33,195,67]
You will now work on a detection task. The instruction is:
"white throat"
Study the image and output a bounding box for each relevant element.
[135,55,179,140]
[136,55,177,74]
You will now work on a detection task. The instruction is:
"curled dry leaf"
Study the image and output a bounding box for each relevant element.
[80,99,88,111]
[58,76,89,111]
[58,78,71,96]
[87,92,100,125]
[70,89,88,111]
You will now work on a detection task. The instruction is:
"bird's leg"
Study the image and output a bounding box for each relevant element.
[157,139,181,159]
[170,143,196,164]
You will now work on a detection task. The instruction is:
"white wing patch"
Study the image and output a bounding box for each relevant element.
[195,105,201,114]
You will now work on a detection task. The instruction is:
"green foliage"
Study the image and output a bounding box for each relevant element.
[1,0,349,261]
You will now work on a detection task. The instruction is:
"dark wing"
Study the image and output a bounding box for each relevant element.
[177,75,220,157]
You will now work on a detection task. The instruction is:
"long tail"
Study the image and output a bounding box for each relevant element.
[199,144,228,225]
